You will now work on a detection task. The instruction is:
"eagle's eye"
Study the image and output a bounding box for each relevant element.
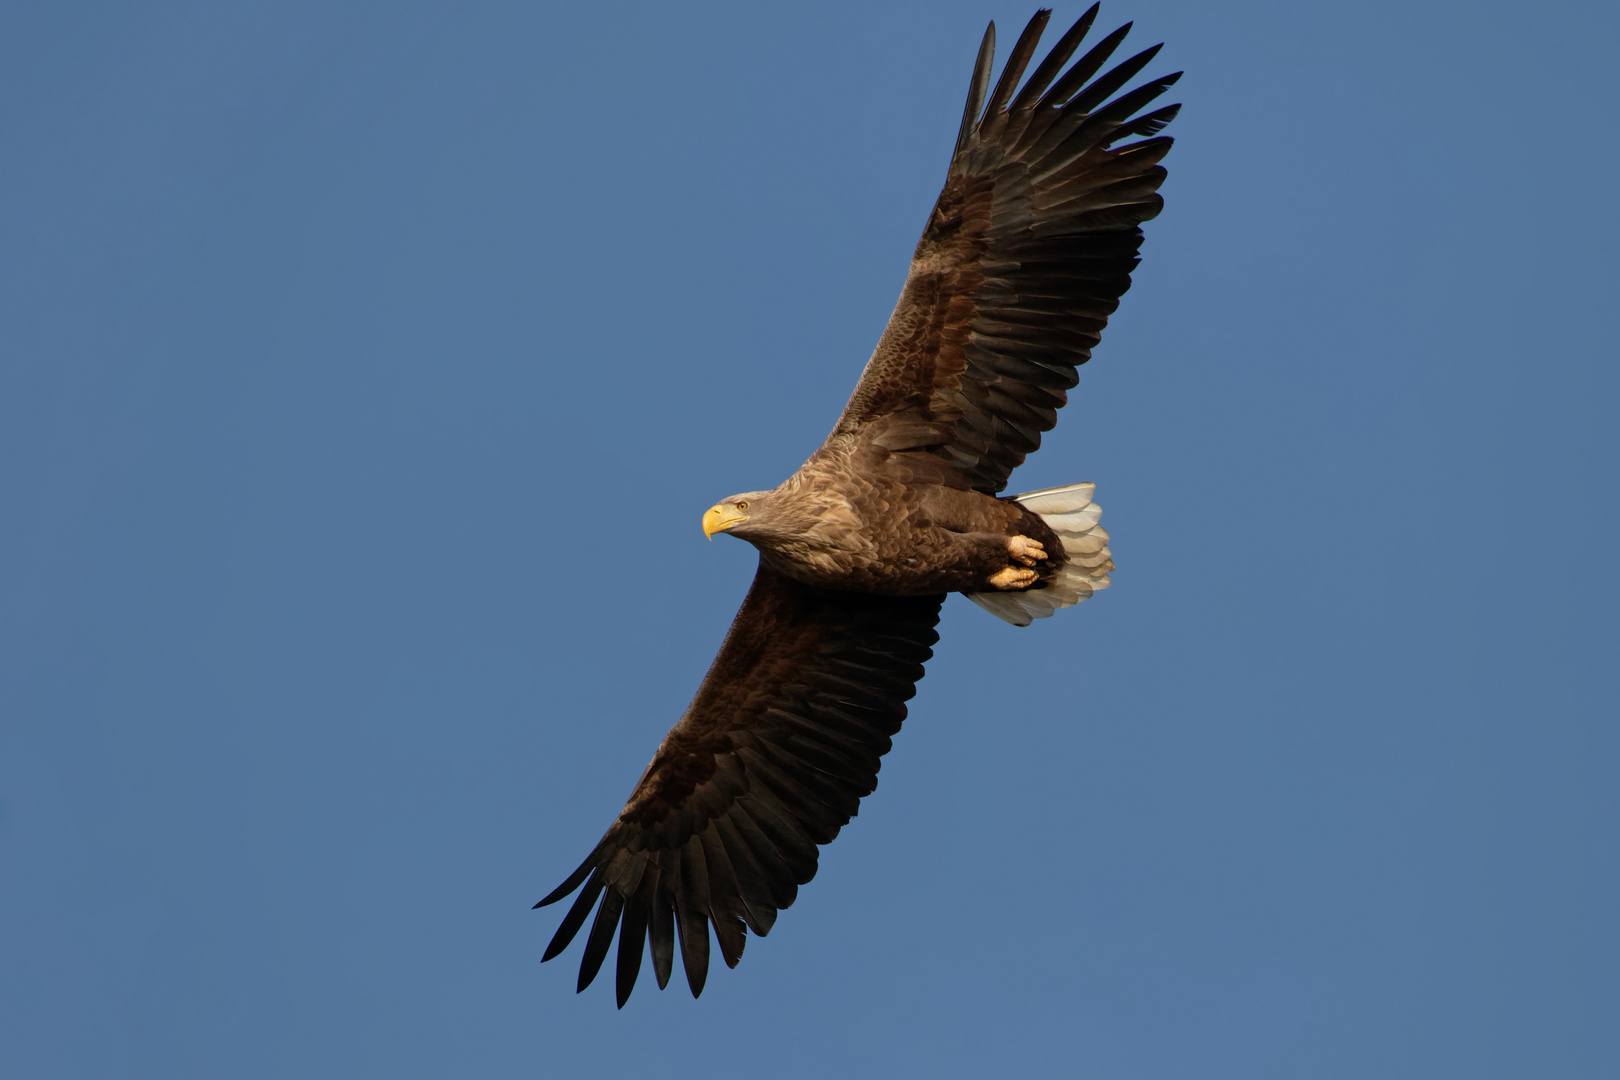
[737,500,749,511]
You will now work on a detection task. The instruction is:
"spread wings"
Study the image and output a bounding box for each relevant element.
[537,567,942,1006]
[538,8,1177,1005]
[832,6,1179,493]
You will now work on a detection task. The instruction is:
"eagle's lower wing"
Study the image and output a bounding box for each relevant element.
[537,566,943,1005]
[830,7,1179,494]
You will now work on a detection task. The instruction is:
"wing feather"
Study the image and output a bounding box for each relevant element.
[736,803,817,895]
[953,23,997,155]
[541,866,603,962]
[713,814,779,934]
[577,885,625,994]
[1064,43,1164,116]
[981,10,1050,130]
[614,879,650,1008]
[698,828,748,967]
[648,862,676,990]
[726,806,801,903]
[674,838,711,997]
[1008,5,1099,114]
[1039,20,1133,109]
[537,566,942,1003]
[827,11,1178,493]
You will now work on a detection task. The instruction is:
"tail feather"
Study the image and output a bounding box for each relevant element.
[965,481,1114,627]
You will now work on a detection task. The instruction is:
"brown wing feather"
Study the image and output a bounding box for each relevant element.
[537,566,942,1005]
[830,9,1180,494]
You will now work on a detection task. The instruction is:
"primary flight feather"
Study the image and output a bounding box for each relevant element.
[537,6,1179,1005]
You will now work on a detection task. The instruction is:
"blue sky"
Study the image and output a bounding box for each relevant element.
[3,1,1617,1076]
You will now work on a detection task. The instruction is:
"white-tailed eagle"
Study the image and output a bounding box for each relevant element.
[538,6,1179,1006]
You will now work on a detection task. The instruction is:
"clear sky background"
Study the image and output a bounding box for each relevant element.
[3,1,1617,1076]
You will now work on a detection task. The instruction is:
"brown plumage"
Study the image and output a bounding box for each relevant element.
[537,6,1178,1005]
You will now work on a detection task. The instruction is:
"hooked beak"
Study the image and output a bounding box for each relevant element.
[701,503,749,539]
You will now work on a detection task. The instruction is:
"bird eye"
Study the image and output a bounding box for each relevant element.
[736,500,749,511]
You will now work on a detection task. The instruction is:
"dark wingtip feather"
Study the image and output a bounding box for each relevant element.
[676,834,712,997]
[576,888,626,993]
[541,869,604,963]
[650,892,675,991]
[1109,102,1180,142]
[1008,4,1099,114]
[1091,72,1182,131]
[1066,43,1164,117]
[677,905,710,998]
[954,22,997,155]
[982,10,1050,120]
[534,852,595,908]
[1039,20,1131,109]
[614,889,649,1008]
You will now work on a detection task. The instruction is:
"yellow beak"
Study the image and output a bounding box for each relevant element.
[701,503,749,539]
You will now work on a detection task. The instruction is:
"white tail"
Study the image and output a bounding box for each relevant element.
[965,481,1114,627]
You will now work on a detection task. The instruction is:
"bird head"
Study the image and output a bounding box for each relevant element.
[701,491,773,540]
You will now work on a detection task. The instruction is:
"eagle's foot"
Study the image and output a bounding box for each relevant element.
[988,565,1038,590]
[1008,535,1047,567]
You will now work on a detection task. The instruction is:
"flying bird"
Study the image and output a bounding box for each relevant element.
[537,6,1179,1006]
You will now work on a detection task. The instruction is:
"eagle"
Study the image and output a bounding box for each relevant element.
[537,6,1178,1006]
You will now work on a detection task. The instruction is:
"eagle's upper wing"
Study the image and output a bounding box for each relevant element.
[537,566,943,1006]
[830,7,1179,493]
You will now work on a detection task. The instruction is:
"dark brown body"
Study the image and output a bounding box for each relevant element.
[746,439,1067,596]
